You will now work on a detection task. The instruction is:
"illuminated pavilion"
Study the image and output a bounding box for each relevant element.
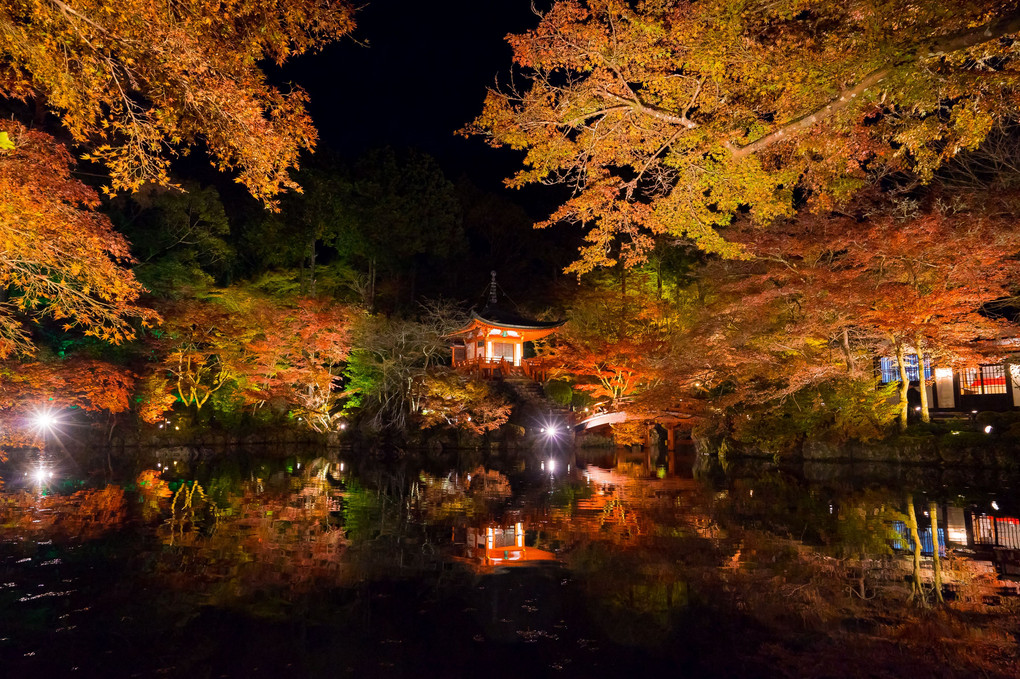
[448,272,564,380]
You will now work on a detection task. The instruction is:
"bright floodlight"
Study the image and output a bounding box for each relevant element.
[33,467,47,484]
[34,411,58,430]
[984,425,993,434]
[992,500,1000,511]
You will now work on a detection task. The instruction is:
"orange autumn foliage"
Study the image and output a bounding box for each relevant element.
[0,0,356,202]
[0,123,156,357]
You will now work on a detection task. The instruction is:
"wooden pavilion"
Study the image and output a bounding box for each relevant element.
[448,272,564,380]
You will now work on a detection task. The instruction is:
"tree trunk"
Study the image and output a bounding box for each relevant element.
[841,327,855,373]
[619,265,627,341]
[905,495,927,606]
[894,337,910,432]
[929,500,944,604]
[369,258,376,312]
[915,334,930,423]
[308,234,317,298]
[656,257,663,300]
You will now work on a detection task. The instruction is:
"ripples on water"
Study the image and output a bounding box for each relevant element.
[0,446,1018,678]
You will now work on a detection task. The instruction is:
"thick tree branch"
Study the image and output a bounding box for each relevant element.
[728,12,1020,160]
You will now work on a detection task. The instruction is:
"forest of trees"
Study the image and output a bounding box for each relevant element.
[4,1,1020,451]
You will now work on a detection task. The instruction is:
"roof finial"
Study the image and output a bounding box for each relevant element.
[489,270,498,305]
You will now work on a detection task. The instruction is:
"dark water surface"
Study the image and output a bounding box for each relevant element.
[1,445,1018,678]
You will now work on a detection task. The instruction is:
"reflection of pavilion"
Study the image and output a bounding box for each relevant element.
[460,522,557,567]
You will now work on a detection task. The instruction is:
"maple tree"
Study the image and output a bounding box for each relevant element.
[0,0,356,202]
[243,298,352,432]
[0,354,136,445]
[690,192,1020,439]
[151,287,353,428]
[415,369,512,435]
[471,0,1020,273]
[545,266,695,414]
[154,295,249,415]
[0,123,155,356]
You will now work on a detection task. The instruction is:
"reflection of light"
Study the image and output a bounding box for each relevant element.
[992,500,1000,511]
[339,462,344,472]
[540,461,545,471]
[548,459,555,473]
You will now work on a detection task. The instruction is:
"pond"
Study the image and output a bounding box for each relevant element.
[0,444,1018,678]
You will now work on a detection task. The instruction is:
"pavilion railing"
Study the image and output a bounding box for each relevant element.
[451,355,554,382]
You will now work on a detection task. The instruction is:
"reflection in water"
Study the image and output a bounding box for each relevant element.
[0,448,1017,677]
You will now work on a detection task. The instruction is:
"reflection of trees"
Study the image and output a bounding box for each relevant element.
[543,469,718,646]
[0,486,127,540]
[412,467,512,523]
[153,470,350,599]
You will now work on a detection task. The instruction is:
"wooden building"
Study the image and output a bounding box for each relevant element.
[448,272,564,380]
[877,355,1020,412]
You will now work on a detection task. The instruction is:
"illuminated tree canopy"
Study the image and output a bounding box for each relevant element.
[0,0,356,202]
[470,0,1020,272]
[0,123,155,356]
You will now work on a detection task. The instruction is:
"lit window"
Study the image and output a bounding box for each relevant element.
[878,355,932,383]
[961,365,1007,395]
[491,342,515,360]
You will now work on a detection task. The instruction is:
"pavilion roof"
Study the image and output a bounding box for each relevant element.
[447,304,565,338]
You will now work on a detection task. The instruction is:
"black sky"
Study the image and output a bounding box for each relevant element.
[282,1,543,193]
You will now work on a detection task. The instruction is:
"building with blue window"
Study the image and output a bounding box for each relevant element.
[877,355,1017,412]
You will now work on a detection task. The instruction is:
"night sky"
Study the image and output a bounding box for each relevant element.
[281,0,543,196]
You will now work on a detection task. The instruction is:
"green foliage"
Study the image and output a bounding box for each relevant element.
[339,301,464,431]
[731,378,899,454]
[114,183,235,297]
[544,379,574,406]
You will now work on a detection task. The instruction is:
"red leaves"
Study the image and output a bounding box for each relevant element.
[0,123,156,357]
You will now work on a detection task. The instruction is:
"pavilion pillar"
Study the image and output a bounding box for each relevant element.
[666,426,676,452]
